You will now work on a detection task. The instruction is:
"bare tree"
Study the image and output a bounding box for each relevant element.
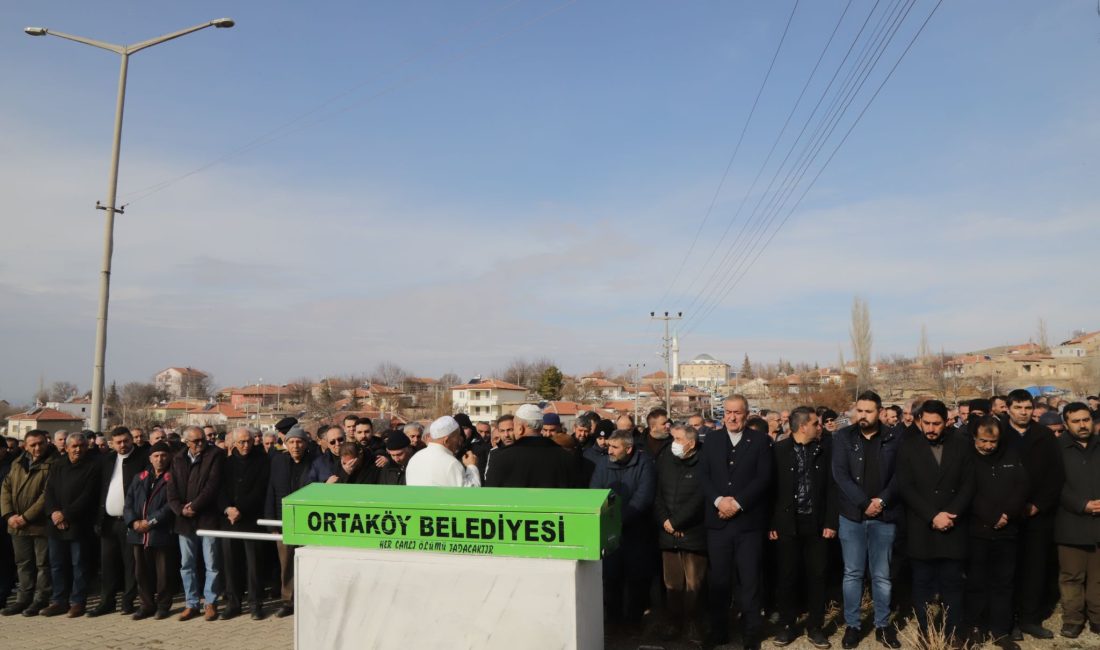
[285,377,313,405]
[850,296,873,394]
[499,358,556,391]
[117,382,164,427]
[1036,318,1050,354]
[438,372,462,388]
[370,361,411,387]
[48,381,80,402]
[179,373,213,400]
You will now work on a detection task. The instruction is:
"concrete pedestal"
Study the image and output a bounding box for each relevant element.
[295,547,603,650]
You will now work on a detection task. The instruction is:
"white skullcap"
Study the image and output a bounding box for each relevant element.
[428,415,460,440]
[515,404,543,423]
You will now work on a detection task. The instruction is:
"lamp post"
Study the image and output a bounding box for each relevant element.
[25,19,235,432]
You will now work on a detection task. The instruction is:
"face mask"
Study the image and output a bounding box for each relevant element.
[671,441,686,458]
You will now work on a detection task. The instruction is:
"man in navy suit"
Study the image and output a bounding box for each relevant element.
[698,395,774,650]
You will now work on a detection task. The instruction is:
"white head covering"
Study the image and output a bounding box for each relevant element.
[428,415,460,440]
[515,404,543,424]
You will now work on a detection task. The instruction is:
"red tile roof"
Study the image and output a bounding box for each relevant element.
[186,403,246,418]
[7,408,84,422]
[450,379,527,391]
[544,401,580,416]
[643,371,668,380]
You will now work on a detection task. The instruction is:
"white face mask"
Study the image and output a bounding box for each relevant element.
[670,441,686,458]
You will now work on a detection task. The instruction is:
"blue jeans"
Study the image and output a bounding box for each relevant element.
[838,516,895,628]
[179,532,220,609]
[48,536,88,606]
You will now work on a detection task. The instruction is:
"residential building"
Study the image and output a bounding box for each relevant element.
[4,407,85,439]
[183,402,246,429]
[450,378,528,423]
[678,353,730,391]
[154,367,209,399]
[44,397,107,429]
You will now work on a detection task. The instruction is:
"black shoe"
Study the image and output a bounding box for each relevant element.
[120,601,136,615]
[807,627,831,649]
[1,601,29,616]
[743,634,761,650]
[250,608,265,621]
[131,609,154,621]
[154,609,171,620]
[842,626,861,649]
[22,602,47,617]
[1060,623,1084,638]
[875,626,901,649]
[992,636,1021,650]
[1010,626,1023,641]
[275,604,294,618]
[86,602,115,618]
[773,626,797,646]
[1018,622,1054,639]
[221,605,241,620]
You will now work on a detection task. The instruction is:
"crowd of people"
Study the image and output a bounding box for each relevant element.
[1,388,1099,650]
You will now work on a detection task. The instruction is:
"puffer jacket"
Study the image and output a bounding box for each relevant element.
[0,445,60,537]
[653,445,706,552]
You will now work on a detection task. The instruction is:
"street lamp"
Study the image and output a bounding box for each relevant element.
[25,19,234,432]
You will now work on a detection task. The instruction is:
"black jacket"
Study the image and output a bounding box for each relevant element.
[897,429,975,560]
[44,454,101,540]
[334,457,381,485]
[167,447,225,535]
[653,446,706,552]
[218,446,270,532]
[484,436,578,488]
[590,449,656,534]
[698,428,774,532]
[969,445,1029,540]
[123,469,174,548]
[1000,419,1064,525]
[98,446,150,526]
[264,448,316,520]
[831,423,903,523]
[771,437,839,537]
[1055,435,1100,546]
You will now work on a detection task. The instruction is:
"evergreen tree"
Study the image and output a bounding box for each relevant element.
[537,365,564,400]
[740,354,754,380]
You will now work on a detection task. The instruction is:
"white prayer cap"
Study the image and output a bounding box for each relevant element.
[428,415,460,440]
[515,404,543,423]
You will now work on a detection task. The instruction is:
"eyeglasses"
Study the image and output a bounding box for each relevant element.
[330,437,346,444]
[186,438,204,445]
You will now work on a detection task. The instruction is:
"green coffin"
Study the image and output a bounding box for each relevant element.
[281,484,621,561]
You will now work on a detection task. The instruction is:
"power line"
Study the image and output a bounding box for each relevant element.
[683,0,944,336]
[679,0,910,331]
[657,0,802,307]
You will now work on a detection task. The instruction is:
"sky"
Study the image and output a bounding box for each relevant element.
[2,1,1098,402]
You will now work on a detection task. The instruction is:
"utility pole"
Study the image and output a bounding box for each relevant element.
[651,311,683,412]
[627,362,645,427]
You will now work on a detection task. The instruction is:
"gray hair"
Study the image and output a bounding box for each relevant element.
[670,423,696,441]
[517,414,542,434]
[65,432,87,446]
[609,430,634,447]
[262,431,278,441]
[230,427,251,443]
[403,422,424,436]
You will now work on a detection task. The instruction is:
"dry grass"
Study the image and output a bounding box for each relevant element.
[897,603,957,650]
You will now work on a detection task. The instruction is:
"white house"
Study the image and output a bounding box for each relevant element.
[450,379,528,423]
[154,367,209,399]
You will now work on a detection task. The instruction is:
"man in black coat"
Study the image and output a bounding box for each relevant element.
[654,423,706,642]
[769,407,837,648]
[966,415,1029,649]
[42,433,101,617]
[89,426,149,617]
[1000,389,1064,640]
[1053,403,1100,639]
[898,400,974,641]
[377,433,413,486]
[264,426,316,618]
[218,428,270,620]
[167,425,225,622]
[484,405,577,488]
[124,442,176,620]
[698,395,773,650]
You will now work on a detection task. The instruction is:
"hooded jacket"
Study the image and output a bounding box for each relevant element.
[123,468,174,548]
[1,445,59,537]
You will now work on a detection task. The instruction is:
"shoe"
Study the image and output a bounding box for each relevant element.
[1,601,29,616]
[41,603,68,617]
[842,626,861,649]
[875,626,901,649]
[1018,622,1054,639]
[992,636,1021,650]
[66,604,85,618]
[120,601,136,615]
[88,601,115,617]
[155,609,171,620]
[275,603,294,618]
[22,602,47,617]
[179,607,199,621]
[807,627,831,649]
[1060,622,1084,638]
[204,603,218,621]
[773,625,797,646]
[1090,622,1100,634]
[250,608,265,621]
[221,604,241,620]
[1010,626,1023,641]
[743,634,762,650]
[132,609,155,621]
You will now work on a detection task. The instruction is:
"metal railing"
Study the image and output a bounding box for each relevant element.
[197,518,283,542]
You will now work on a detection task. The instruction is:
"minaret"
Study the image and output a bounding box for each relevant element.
[672,333,680,383]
